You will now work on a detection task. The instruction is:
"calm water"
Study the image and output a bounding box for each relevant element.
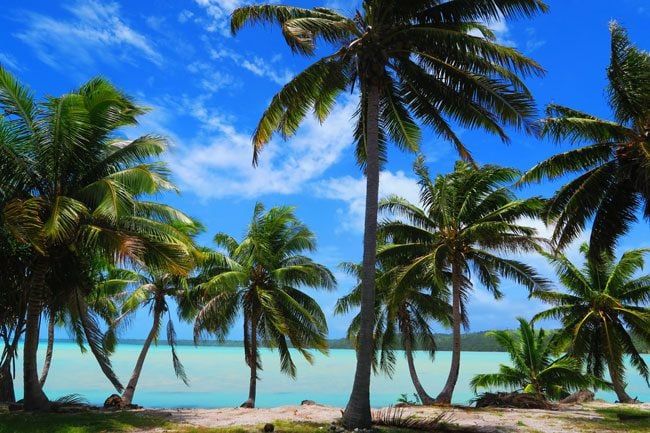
[12,342,650,408]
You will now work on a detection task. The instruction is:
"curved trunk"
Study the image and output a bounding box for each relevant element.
[39,313,55,388]
[241,312,258,408]
[342,84,380,429]
[0,359,15,403]
[121,311,161,406]
[436,259,462,404]
[609,362,636,403]
[404,338,435,405]
[23,261,50,411]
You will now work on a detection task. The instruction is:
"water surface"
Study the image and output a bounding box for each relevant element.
[12,342,650,408]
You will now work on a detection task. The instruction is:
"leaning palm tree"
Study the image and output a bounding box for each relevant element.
[193,203,335,408]
[108,269,191,406]
[335,261,453,405]
[532,245,650,403]
[379,158,549,403]
[470,318,605,401]
[520,22,650,259]
[230,2,547,426]
[0,66,195,410]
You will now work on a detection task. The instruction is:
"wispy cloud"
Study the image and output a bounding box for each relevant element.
[524,28,546,53]
[208,42,293,85]
[167,95,357,199]
[315,170,421,233]
[193,0,279,36]
[15,0,162,71]
[0,52,20,70]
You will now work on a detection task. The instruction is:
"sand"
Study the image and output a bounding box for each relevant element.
[146,401,650,433]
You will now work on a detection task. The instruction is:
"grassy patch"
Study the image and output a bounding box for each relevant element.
[0,409,174,433]
[561,406,650,433]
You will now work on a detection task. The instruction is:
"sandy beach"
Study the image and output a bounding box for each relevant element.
[146,401,650,433]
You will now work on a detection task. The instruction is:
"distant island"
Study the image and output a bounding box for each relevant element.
[53,330,650,353]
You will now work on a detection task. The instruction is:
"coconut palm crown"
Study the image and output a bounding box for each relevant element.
[532,245,650,403]
[230,1,547,426]
[521,22,650,259]
[470,317,607,401]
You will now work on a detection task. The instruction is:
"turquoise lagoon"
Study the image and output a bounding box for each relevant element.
[13,342,650,408]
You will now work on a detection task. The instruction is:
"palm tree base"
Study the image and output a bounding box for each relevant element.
[240,399,255,408]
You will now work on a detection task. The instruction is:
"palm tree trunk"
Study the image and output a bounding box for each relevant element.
[39,313,55,388]
[241,313,258,408]
[436,259,462,404]
[404,338,435,405]
[342,84,380,429]
[0,359,15,403]
[609,362,636,403]
[121,311,161,406]
[23,261,50,411]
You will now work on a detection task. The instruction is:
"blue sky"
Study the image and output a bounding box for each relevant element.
[1,0,649,340]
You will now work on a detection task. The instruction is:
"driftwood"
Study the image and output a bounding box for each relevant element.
[473,392,556,410]
[560,389,594,404]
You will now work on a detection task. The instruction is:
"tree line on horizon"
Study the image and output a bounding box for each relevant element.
[1,0,650,428]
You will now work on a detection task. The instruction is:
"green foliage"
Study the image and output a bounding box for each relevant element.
[193,203,335,381]
[0,409,173,433]
[470,318,606,400]
[0,65,196,397]
[335,260,451,377]
[532,245,650,400]
[230,1,547,167]
[520,22,650,259]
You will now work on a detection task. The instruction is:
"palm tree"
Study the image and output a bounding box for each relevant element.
[193,203,335,408]
[470,318,605,401]
[0,227,30,403]
[379,159,549,403]
[520,22,650,260]
[108,269,191,406]
[0,66,195,410]
[532,245,650,403]
[335,261,453,405]
[230,1,547,426]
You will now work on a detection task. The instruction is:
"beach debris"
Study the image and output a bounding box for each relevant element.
[473,392,556,410]
[104,394,125,410]
[560,389,595,404]
[372,407,453,430]
[263,423,275,432]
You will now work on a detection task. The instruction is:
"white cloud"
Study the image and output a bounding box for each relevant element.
[316,170,421,233]
[0,53,20,70]
[186,61,239,93]
[178,9,195,23]
[15,1,162,70]
[524,28,546,53]
[194,0,279,36]
[208,44,293,85]
[469,14,517,47]
[167,95,357,199]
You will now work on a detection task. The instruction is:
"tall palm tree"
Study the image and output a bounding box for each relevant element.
[520,22,650,259]
[0,66,195,410]
[230,1,547,426]
[108,269,192,406]
[335,261,453,405]
[379,159,549,403]
[193,203,335,408]
[470,318,605,401]
[532,245,650,403]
